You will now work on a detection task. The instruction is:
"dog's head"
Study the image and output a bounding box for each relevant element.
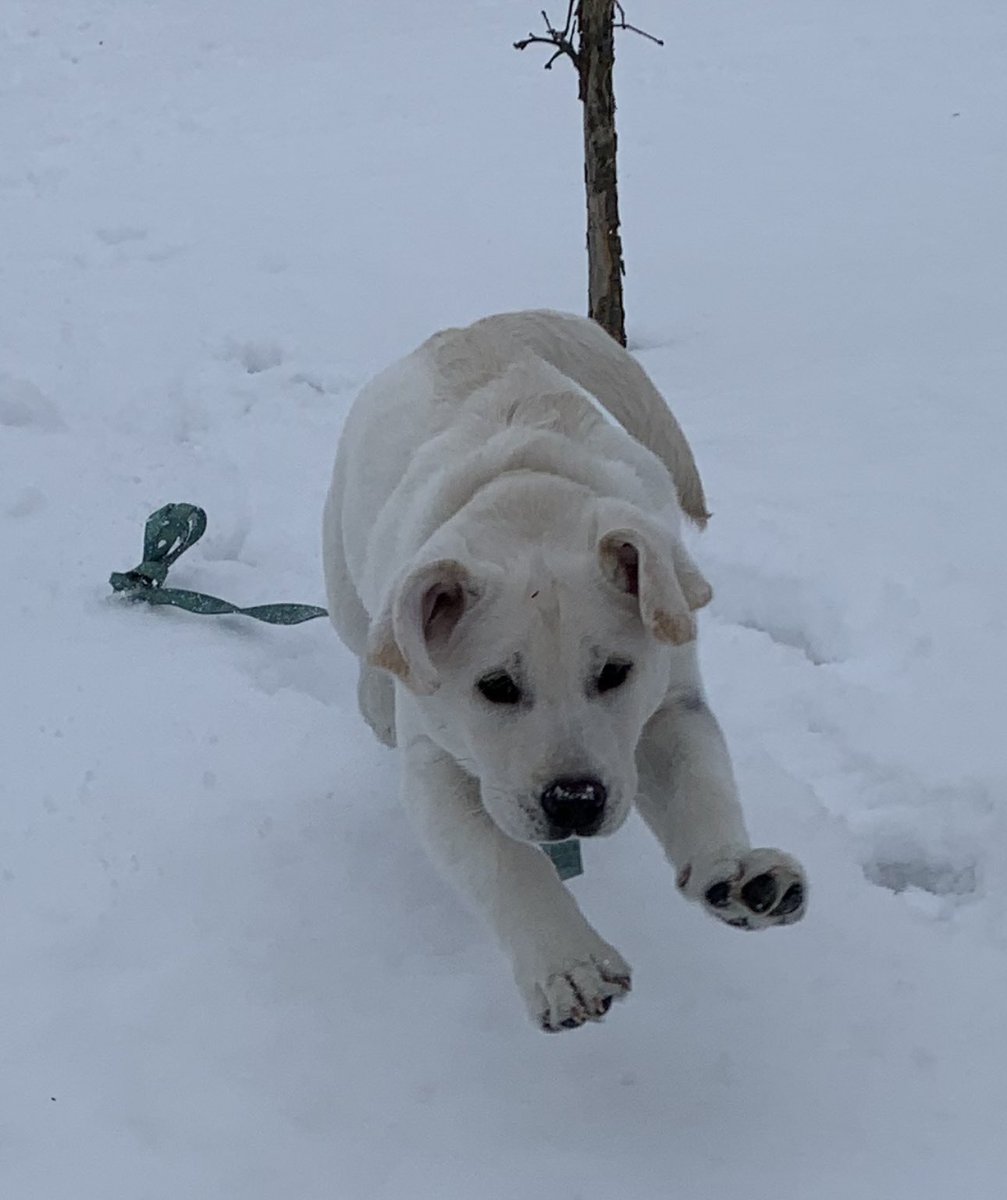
[366,501,711,843]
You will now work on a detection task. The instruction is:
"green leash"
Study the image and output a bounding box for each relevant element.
[109,503,328,624]
[110,502,582,880]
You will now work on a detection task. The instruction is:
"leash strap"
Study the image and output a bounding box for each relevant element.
[109,503,328,624]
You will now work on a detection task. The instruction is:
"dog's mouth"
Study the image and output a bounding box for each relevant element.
[478,789,558,844]
[480,786,630,845]
[541,817,605,842]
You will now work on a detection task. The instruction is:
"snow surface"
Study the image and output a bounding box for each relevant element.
[2,1,1006,1196]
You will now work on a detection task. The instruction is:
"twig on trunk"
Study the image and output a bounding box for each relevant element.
[613,3,664,47]
[513,2,581,72]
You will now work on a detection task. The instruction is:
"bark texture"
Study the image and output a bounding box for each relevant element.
[577,0,626,346]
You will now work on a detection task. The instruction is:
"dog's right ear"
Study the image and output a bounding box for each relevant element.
[366,558,479,695]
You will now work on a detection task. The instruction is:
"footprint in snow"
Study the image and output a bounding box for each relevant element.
[223,339,285,376]
[0,375,64,432]
[95,225,148,246]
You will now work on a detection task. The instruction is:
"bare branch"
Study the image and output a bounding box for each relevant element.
[514,3,664,71]
[613,2,665,47]
[513,2,581,72]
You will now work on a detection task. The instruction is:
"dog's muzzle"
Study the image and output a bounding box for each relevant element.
[540,776,607,838]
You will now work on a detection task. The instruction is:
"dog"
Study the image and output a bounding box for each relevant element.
[323,310,807,1032]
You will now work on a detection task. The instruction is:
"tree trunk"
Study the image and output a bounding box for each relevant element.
[577,0,626,346]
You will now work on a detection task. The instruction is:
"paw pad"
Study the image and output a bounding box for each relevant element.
[692,849,807,931]
[774,881,804,916]
[740,872,778,913]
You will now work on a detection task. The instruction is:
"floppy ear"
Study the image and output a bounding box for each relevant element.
[598,522,712,646]
[366,558,478,694]
[670,540,714,613]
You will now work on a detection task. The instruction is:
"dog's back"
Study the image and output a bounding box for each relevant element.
[468,311,709,527]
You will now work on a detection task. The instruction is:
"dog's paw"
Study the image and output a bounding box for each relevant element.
[516,944,631,1033]
[678,847,807,931]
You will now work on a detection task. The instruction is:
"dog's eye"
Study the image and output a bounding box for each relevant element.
[596,660,633,694]
[477,672,523,705]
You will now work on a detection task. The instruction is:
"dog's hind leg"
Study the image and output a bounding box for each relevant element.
[322,451,372,657]
[636,669,808,931]
[401,729,631,1032]
[357,663,396,748]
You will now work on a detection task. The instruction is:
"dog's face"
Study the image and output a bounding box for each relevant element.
[367,509,711,843]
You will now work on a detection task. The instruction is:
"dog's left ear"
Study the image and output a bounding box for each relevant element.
[598,514,712,646]
[366,558,479,694]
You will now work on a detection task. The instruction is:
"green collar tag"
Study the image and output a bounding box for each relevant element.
[543,840,584,881]
[110,503,328,624]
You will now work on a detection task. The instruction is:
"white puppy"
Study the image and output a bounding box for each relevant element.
[323,310,807,1032]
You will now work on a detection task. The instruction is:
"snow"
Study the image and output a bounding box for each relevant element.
[2,0,1006,1196]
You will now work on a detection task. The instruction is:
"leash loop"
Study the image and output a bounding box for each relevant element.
[110,503,328,625]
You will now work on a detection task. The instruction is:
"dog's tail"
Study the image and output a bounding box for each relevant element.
[470,310,711,527]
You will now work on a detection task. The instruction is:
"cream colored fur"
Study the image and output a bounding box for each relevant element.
[322,310,806,1032]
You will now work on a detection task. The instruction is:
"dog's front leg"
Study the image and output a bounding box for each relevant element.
[402,732,631,1031]
[636,694,807,930]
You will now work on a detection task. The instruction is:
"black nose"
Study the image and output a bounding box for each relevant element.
[540,776,607,836]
